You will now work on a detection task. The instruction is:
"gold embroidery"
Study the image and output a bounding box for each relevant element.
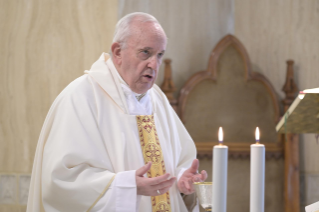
[136,115,172,212]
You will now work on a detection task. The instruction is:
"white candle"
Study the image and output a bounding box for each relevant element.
[250,127,265,212]
[212,127,228,212]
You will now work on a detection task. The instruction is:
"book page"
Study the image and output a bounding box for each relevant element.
[306,201,319,212]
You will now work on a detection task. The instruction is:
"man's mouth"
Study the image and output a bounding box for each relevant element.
[143,74,153,79]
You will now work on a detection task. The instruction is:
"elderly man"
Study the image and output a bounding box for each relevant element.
[27,12,207,212]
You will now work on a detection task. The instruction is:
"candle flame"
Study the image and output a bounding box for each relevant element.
[218,127,223,144]
[255,127,260,143]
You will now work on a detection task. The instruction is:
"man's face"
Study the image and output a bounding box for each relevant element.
[115,22,167,94]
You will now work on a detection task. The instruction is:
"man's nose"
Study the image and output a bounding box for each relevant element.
[147,56,159,70]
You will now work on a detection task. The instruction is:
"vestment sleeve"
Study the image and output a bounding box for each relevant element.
[91,170,142,212]
[170,107,197,181]
[41,80,135,212]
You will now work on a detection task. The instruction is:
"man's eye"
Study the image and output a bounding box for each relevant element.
[138,50,151,60]
[158,53,163,58]
[142,50,149,55]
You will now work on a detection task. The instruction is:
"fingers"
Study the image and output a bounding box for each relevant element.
[156,184,173,196]
[152,177,176,190]
[177,180,187,194]
[192,170,207,183]
[179,179,191,191]
[152,176,176,196]
[192,175,201,183]
[200,170,208,181]
[189,159,207,182]
[136,162,152,177]
[180,180,195,194]
[185,179,192,190]
[181,180,188,190]
[136,172,176,196]
[189,159,199,173]
[149,173,171,185]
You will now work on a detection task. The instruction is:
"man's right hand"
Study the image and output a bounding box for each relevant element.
[136,162,176,196]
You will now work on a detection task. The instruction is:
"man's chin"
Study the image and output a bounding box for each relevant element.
[133,83,153,94]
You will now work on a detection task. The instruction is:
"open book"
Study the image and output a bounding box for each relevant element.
[306,201,319,212]
[276,88,319,134]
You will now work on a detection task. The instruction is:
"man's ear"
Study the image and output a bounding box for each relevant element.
[111,42,122,65]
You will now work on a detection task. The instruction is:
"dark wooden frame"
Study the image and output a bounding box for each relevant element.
[161,34,300,212]
[177,35,283,158]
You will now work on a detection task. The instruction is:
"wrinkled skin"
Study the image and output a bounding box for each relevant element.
[112,20,166,94]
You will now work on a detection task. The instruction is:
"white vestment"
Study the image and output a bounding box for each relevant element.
[27,53,197,212]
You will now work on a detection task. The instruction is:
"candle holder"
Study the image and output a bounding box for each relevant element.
[193,182,213,211]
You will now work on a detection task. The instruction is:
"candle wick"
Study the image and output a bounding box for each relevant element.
[256,140,260,144]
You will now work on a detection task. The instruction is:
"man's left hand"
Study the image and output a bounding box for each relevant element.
[177,159,207,195]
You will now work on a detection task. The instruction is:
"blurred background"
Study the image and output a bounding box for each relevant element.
[0,0,318,211]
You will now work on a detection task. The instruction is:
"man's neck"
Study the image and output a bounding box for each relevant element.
[112,60,146,100]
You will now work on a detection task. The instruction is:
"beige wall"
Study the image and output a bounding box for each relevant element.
[0,0,117,210]
[118,0,234,96]
[234,0,319,209]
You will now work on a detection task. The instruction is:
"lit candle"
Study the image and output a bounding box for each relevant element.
[250,127,265,212]
[212,127,228,212]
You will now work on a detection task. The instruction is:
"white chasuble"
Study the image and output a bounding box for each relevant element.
[27,53,197,212]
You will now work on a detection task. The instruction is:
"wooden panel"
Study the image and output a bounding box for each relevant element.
[178,35,281,156]
[284,134,300,212]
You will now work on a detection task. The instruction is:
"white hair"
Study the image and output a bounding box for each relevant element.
[112,12,163,48]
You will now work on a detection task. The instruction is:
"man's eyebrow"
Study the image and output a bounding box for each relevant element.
[140,47,152,51]
[138,47,165,53]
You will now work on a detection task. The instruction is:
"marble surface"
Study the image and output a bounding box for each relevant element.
[0,175,17,204]
[19,175,31,205]
[0,174,31,210]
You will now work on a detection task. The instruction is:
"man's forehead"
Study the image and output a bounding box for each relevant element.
[136,41,166,52]
[127,30,166,50]
[131,21,166,38]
